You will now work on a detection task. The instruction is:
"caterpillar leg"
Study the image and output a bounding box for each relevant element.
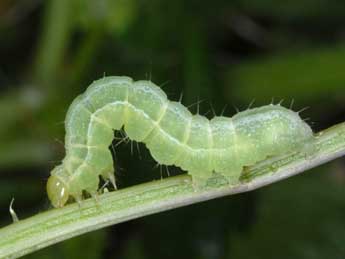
[189,172,210,191]
[101,171,117,190]
[69,164,100,200]
[108,173,117,189]
[220,170,242,186]
[73,194,83,208]
[90,192,101,208]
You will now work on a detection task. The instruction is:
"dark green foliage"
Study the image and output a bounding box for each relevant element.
[230,165,345,259]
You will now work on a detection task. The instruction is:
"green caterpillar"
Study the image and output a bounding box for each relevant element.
[47,76,314,207]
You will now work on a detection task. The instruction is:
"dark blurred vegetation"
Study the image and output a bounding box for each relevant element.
[0,0,345,258]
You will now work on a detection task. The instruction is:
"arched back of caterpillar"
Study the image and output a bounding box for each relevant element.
[47,76,314,207]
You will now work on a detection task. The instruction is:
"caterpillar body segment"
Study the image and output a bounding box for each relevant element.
[47,76,314,207]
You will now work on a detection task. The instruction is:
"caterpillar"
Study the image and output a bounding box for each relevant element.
[47,76,314,207]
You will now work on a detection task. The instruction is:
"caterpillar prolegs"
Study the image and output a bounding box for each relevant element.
[47,76,314,207]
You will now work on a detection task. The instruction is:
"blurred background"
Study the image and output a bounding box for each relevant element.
[1,0,345,258]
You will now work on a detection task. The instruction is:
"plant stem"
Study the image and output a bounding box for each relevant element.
[1,122,345,259]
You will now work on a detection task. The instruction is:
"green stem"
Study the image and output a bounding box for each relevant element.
[1,123,345,259]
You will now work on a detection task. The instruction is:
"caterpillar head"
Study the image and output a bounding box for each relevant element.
[47,166,69,208]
